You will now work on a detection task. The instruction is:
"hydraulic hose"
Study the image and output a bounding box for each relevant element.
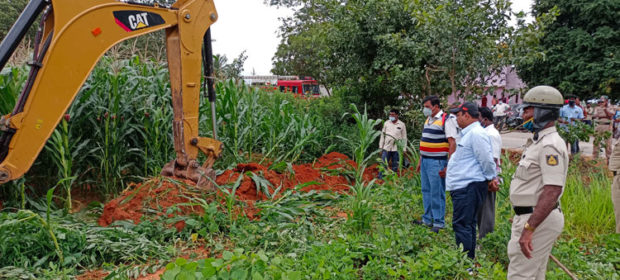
[0,0,47,71]
[0,4,52,163]
[202,28,217,140]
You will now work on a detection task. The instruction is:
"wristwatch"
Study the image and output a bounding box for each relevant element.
[524,222,536,232]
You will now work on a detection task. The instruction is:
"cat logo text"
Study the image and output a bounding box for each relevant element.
[113,11,165,32]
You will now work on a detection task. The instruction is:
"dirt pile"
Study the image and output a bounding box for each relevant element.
[99,152,378,226]
[98,178,203,229]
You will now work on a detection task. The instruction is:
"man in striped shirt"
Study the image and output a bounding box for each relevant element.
[414,95,459,232]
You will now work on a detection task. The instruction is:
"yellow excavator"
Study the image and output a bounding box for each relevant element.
[0,0,222,189]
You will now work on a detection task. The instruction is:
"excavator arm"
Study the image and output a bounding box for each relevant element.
[0,0,222,189]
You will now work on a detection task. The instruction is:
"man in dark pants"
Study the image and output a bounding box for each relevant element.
[446,102,498,259]
[378,109,407,178]
[478,107,502,240]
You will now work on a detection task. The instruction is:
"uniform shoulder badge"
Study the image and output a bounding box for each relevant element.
[546,155,559,166]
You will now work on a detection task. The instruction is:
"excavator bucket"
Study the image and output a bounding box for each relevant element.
[0,0,222,188]
[161,137,222,190]
[160,25,221,190]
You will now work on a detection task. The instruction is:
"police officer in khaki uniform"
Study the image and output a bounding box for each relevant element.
[609,140,620,233]
[593,96,614,160]
[508,86,568,280]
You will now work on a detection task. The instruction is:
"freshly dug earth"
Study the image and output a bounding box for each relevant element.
[98,177,203,229]
[99,152,378,226]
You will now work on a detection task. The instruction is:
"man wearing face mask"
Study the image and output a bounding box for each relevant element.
[414,96,459,233]
[379,109,407,179]
[559,95,584,154]
[508,86,568,279]
[446,102,497,260]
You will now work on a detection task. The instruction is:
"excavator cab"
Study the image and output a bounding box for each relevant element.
[0,0,222,189]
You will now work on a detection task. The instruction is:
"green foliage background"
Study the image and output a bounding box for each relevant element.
[516,0,619,99]
[270,0,555,116]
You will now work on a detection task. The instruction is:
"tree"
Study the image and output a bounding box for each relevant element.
[271,0,547,116]
[213,51,247,80]
[516,0,619,100]
[0,0,30,40]
[271,0,335,92]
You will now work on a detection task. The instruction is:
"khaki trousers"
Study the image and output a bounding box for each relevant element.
[594,124,612,159]
[613,175,620,233]
[507,209,564,280]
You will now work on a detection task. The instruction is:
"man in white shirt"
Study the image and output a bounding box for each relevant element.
[477,107,502,239]
[446,102,462,145]
[492,98,511,131]
[379,109,407,178]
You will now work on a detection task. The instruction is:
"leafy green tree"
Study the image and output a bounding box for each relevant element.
[516,0,619,99]
[271,0,549,116]
[271,1,334,93]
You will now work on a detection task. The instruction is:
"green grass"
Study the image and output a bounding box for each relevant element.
[1,152,617,279]
[561,168,615,240]
[158,121,617,280]
[0,206,178,279]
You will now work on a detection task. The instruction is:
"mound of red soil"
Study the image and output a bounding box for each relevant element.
[98,178,203,228]
[99,152,378,227]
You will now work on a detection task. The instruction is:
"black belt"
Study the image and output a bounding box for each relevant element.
[514,203,559,215]
[421,155,448,160]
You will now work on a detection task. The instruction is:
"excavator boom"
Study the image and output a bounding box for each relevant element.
[0,0,222,188]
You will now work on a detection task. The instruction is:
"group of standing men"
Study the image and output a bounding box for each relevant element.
[415,98,500,260]
[379,86,570,279]
[551,94,620,236]
[558,94,617,159]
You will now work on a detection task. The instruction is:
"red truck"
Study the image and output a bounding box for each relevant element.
[277,77,320,96]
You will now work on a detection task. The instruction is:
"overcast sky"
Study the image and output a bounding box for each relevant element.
[211,0,534,76]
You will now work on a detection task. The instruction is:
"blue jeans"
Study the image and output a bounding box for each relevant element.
[420,156,447,228]
[379,150,399,179]
[451,181,488,259]
[570,140,580,154]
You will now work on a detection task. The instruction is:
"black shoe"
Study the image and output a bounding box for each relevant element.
[466,268,475,276]
[413,220,431,227]
[431,226,442,233]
